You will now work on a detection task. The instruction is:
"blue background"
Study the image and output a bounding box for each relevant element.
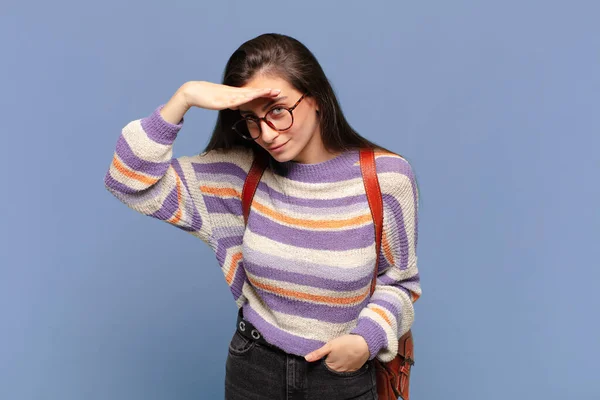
[2,1,599,399]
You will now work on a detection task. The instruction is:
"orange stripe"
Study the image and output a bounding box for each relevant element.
[381,229,395,265]
[225,252,243,285]
[371,305,393,326]
[411,292,420,303]
[248,276,369,305]
[200,186,241,198]
[112,155,159,186]
[252,201,372,229]
[168,208,182,224]
[167,170,182,224]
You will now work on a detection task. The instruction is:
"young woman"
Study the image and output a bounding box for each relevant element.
[104,33,421,400]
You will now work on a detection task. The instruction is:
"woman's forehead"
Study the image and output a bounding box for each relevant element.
[242,74,291,91]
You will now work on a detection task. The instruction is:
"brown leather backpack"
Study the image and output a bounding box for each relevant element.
[241,148,414,400]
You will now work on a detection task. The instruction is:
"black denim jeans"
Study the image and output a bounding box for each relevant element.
[224,313,378,400]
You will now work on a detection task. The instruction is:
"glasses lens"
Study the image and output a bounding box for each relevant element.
[233,118,261,140]
[266,108,293,131]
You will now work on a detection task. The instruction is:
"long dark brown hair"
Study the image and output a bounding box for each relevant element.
[202,33,400,175]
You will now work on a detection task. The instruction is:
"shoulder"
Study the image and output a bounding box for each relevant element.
[373,149,417,197]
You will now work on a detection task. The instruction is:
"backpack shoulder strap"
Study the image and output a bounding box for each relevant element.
[242,152,269,226]
[359,147,384,297]
[361,148,415,383]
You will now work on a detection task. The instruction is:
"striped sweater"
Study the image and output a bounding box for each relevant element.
[104,105,421,362]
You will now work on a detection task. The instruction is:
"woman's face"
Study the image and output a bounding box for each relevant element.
[238,75,325,164]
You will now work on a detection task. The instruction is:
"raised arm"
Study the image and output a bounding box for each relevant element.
[104,82,281,245]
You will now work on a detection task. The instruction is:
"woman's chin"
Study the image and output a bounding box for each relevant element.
[270,153,293,163]
[267,144,295,162]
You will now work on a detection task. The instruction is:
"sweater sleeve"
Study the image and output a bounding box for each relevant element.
[104,105,216,247]
[350,156,421,362]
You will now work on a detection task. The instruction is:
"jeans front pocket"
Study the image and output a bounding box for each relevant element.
[321,358,371,378]
[307,358,377,399]
[228,330,256,356]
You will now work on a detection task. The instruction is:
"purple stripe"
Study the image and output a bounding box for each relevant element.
[248,213,375,251]
[203,173,245,191]
[373,292,404,308]
[245,261,372,291]
[230,264,247,300]
[204,196,243,216]
[242,305,325,356]
[191,206,203,232]
[171,159,189,190]
[382,193,410,270]
[193,161,246,179]
[140,106,182,145]
[375,156,414,178]
[115,135,171,176]
[254,289,367,323]
[179,200,204,232]
[411,177,419,248]
[104,173,139,195]
[281,150,360,183]
[105,170,167,201]
[283,163,361,183]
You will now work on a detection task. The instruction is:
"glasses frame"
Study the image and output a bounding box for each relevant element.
[232,93,308,141]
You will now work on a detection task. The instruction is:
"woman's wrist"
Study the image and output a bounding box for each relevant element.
[159,86,191,125]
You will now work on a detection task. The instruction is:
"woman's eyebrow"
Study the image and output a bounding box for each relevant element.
[261,96,288,111]
[240,96,288,115]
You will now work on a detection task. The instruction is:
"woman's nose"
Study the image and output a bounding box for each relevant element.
[259,120,279,143]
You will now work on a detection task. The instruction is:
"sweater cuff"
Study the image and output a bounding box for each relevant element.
[350,318,388,360]
[140,104,184,144]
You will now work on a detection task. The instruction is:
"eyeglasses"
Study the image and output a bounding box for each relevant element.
[232,93,307,141]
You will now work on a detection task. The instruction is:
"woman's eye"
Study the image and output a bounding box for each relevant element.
[268,108,288,120]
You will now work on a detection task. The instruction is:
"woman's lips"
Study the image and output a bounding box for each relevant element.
[269,141,289,152]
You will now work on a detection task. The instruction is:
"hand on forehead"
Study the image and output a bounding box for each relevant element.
[238,75,298,113]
